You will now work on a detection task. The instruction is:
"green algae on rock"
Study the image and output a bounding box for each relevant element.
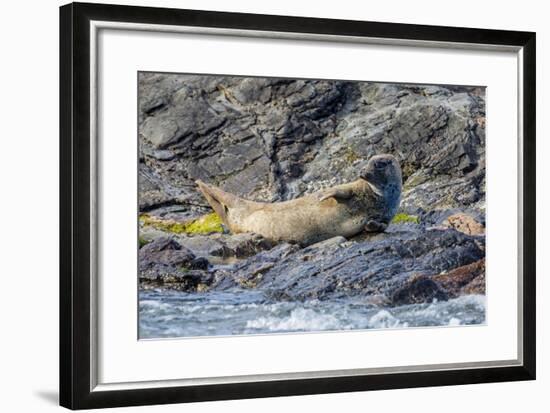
[138,236,150,248]
[140,212,224,235]
[391,213,420,224]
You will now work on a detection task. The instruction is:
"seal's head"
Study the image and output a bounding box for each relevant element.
[360,154,402,191]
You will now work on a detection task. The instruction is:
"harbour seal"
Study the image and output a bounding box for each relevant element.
[196,154,402,246]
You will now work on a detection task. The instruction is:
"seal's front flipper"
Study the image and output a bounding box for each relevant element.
[317,188,353,202]
[365,220,388,233]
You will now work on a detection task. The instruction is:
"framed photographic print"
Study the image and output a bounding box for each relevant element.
[59,2,536,409]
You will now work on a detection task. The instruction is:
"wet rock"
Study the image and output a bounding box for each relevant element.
[391,277,449,305]
[139,237,210,279]
[189,257,209,270]
[460,270,486,295]
[139,237,193,265]
[139,270,212,292]
[432,258,486,296]
[208,228,484,302]
[209,243,300,291]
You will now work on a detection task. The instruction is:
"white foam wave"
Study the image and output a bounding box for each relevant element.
[139,291,486,338]
[368,310,405,329]
[246,308,343,332]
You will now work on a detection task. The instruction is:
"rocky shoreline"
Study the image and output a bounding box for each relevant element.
[139,212,485,307]
[138,74,486,309]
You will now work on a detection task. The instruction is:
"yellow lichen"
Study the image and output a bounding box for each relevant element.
[343,147,360,164]
[139,212,223,235]
[391,213,420,224]
[183,213,224,234]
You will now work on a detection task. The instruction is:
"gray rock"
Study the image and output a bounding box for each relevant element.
[139,237,209,279]
[391,278,449,305]
[206,227,484,302]
[137,226,485,304]
[139,270,212,292]
[138,73,485,213]
[175,232,275,262]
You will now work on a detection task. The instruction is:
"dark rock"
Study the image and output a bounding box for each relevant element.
[460,270,486,295]
[189,256,209,270]
[138,236,214,291]
[139,270,211,292]
[209,243,300,290]
[432,258,486,296]
[391,277,449,305]
[207,228,484,302]
[139,237,209,279]
[139,237,193,262]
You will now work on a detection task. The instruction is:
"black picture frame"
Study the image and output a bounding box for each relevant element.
[60,2,536,410]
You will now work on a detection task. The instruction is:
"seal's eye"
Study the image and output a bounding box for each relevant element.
[375,161,387,169]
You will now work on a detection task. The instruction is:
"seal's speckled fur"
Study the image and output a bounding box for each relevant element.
[197,154,402,246]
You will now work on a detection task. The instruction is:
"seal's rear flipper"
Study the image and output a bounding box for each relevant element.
[196,180,240,226]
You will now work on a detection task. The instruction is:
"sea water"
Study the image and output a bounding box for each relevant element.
[139,289,486,339]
